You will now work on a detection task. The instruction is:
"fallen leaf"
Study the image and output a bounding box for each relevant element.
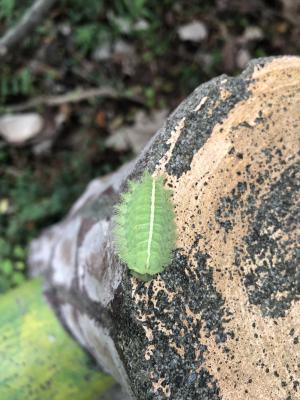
[222,39,236,72]
[236,48,251,69]
[238,26,264,44]
[95,111,106,128]
[93,39,137,75]
[107,13,132,34]
[0,113,43,144]
[177,21,208,42]
[134,19,149,31]
[280,0,300,25]
[106,110,168,154]
[92,42,112,61]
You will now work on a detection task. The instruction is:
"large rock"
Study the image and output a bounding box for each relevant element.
[29,56,300,400]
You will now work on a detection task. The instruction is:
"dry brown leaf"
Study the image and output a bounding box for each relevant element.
[106,109,168,154]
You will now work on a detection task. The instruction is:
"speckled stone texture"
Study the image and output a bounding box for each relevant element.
[29,56,300,400]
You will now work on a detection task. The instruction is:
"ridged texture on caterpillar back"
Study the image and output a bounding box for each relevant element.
[113,172,176,277]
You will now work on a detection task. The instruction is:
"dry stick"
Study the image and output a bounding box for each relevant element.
[4,87,141,112]
[0,0,57,57]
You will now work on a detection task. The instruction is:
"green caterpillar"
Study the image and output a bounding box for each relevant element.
[113,171,176,281]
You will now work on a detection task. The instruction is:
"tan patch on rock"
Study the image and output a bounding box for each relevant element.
[150,374,171,398]
[145,344,155,360]
[194,96,208,111]
[155,117,185,174]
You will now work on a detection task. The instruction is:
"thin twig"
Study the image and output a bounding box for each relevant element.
[4,87,142,112]
[0,0,57,57]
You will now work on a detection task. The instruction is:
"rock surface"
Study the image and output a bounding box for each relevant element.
[29,56,300,400]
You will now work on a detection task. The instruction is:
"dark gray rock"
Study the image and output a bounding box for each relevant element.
[29,56,300,400]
